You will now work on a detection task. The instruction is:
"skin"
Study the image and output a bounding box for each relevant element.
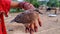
[25,13,42,34]
[22,10,42,34]
[11,1,42,34]
[10,1,35,10]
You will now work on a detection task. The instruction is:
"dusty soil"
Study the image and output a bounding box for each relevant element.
[4,10,60,34]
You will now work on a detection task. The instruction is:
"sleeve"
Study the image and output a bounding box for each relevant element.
[0,0,11,17]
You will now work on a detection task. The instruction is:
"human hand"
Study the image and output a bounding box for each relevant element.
[25,16,42,34]
[18,2,35,10]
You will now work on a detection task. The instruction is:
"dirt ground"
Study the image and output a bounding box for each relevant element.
[4,10,60,34]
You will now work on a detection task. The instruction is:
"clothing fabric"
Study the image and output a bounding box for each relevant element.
[0,0,11,17]
[0,0,11,34]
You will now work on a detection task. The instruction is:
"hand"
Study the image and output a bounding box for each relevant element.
[18,2,35,10]
[11,1,35,10]
[25,16,42,34]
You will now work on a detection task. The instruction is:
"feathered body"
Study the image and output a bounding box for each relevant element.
[11,9,40,24]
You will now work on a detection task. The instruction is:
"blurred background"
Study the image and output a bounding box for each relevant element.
[10,0,60,13]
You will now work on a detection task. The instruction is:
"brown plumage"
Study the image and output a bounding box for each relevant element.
[11,9,41,24]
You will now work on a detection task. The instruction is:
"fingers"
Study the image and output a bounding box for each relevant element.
[25,24,30,33]
[30,23,34,34]
[25,23,35,34]
[29,20,39,34]
[25,26,29,33]
[34,23,38,32]
[38,16,42,27]
[23,2,35,10]
[25,20,40,34]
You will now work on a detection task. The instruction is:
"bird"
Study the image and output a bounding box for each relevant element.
[10,9,42,24]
